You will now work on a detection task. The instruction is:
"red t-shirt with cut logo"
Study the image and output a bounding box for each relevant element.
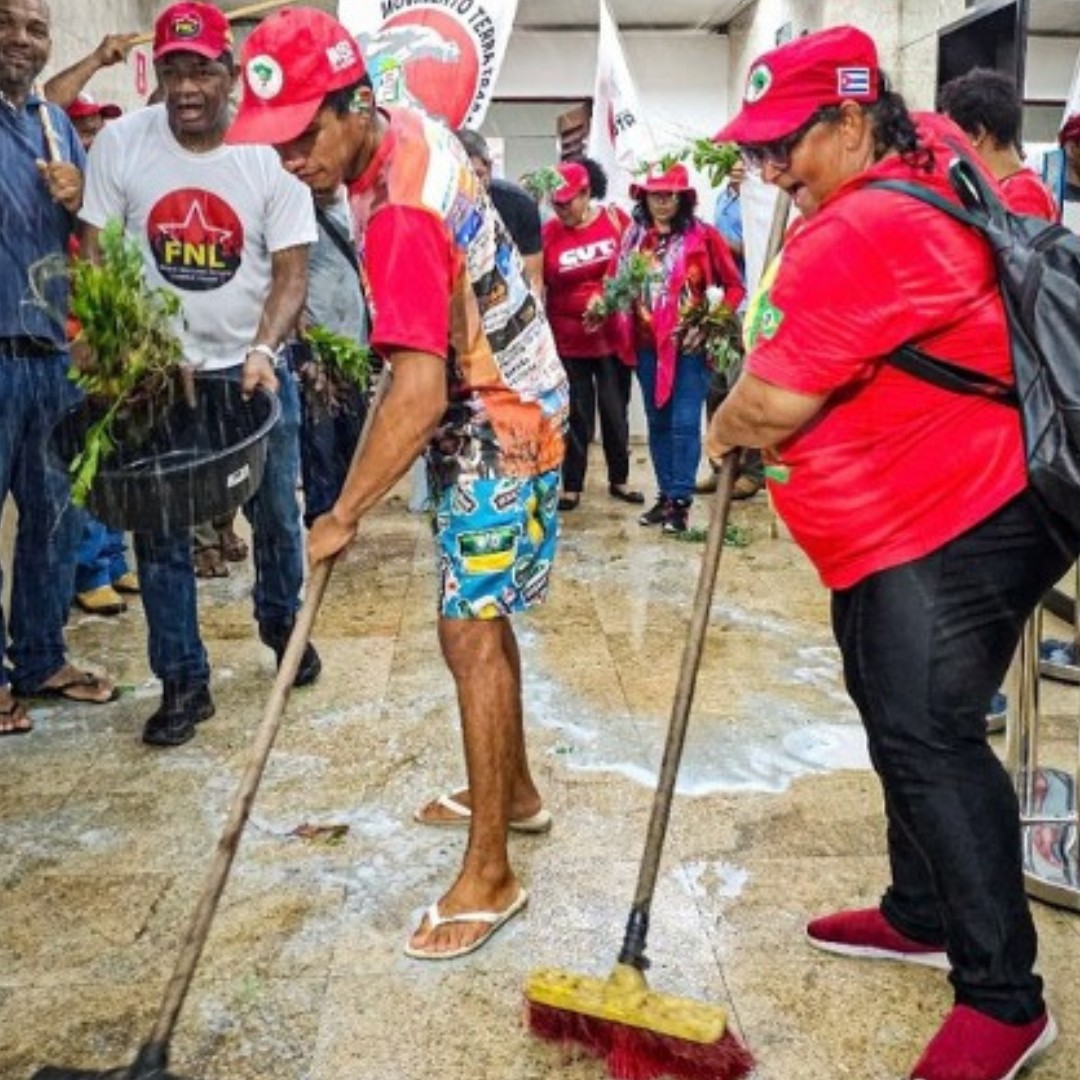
[744,113,1025,589]
[542,207,628,358]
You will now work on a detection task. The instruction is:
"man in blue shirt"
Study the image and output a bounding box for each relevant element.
[0,0,117,736]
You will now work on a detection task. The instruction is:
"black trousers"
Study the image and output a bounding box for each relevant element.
[562,354,632,492]
[831,489,1080,1022]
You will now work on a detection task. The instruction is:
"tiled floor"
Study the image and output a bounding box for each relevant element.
[2,456,1078,1080]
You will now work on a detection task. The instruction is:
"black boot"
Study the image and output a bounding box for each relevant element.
[143,680,215,747]
[639,495,670,526]
[662,497,692,535]
[259,619,322,688]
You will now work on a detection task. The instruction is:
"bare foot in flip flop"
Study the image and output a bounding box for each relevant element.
[414,789,553,834]
[405,880,528,960]
[31,664,117,704]
[0,687,31,736]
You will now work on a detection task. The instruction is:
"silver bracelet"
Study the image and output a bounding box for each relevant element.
[247,343,278,363]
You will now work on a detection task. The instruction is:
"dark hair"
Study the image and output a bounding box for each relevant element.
[576,156,609,201]
[323,74,375,116]
[632,190,698,232]
[936,67,1022,149]
[454,127,490,163]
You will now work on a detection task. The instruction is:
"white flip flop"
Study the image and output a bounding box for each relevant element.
[414,792,553,834]
[403,887,529,961]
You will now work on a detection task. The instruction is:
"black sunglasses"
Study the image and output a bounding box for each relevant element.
[740,107,838,171]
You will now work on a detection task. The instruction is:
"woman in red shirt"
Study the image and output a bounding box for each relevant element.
[709,26,1078,1080]
[542,160,641,511]
[610,164,745,533]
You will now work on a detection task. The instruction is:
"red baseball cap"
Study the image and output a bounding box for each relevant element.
[629,163,695,200]
[66,92,121,121]
[226,8,367,146]
[714,26,880,145]
[153,2,232,62]
[552,162,589,204]
[1059,114,1080,146]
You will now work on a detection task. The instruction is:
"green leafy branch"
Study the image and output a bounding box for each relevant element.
[633,138,741,190]
[68,220,187,505]
[521,165,564,202]
[298,325,372,417]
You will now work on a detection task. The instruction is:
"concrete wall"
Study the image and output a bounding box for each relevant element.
[44,0,159,111]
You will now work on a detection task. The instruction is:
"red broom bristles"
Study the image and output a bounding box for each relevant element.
[526,999,754,1080]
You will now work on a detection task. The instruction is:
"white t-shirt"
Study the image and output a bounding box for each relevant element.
[81,104,316,371]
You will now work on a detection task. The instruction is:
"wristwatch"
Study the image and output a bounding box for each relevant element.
[247,343,278,363]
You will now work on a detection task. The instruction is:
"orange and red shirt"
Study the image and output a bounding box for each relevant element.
[348,108,568,486]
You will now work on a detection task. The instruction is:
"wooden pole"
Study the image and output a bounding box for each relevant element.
[33,83,63,163]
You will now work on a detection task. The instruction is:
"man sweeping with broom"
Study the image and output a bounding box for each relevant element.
[225,7,568,960]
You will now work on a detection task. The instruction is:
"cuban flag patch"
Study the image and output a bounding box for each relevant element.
[837,67,872,97]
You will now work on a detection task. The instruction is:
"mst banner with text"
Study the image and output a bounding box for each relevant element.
[339,0,518,129]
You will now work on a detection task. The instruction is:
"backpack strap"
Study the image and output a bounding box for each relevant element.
[889,344,1017,405]
[866,169,1016,407]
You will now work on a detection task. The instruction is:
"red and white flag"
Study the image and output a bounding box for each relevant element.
[587,0,656,201]
[338,0,518,130]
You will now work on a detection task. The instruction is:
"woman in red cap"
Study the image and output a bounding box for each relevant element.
[708,23,1077,1080]
[542,158,641,511]
[610,162,744,533]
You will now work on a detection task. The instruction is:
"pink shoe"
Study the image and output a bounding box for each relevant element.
[806,907,949,970]
[911,1006,1057,1080]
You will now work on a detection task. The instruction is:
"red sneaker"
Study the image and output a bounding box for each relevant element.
[806,907,949,970]
[910,1006,1056,1080]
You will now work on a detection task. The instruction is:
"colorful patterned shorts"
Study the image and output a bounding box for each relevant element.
[433,470,560,619]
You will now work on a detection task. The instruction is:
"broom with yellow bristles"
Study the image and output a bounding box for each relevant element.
[525,190,791,1080]
[525,453,752,1080]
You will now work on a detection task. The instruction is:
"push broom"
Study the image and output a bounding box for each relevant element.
[526,186,794,1080]
[526,190,792,1080]
[525,452,753,1080]
[31,372,390,1080]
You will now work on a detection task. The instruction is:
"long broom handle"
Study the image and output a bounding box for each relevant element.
[129,0,294,45]
[135,369,391,1067]
[618,453,738,966]
[619,189,793,970]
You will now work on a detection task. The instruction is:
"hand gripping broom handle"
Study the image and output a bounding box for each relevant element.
[132,369,391,1072]
[618,188,793,970]
[617,453,738,969]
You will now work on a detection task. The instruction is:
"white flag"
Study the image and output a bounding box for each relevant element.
[338,0,518,130]
[587,0,655,201]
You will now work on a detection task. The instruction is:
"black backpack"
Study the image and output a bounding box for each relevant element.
[869,152,1080,532]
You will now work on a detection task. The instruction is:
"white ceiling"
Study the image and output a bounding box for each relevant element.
[220,0,751,32]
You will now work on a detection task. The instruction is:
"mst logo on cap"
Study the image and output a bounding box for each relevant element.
[246,56,284,101]
[745,64,773,104]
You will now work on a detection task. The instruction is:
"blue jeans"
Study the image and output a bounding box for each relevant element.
[134,365,304,684]
[1,352,83,692]
[635,348,711,501]
[832,490,1080,1023]
[75,515,130,592]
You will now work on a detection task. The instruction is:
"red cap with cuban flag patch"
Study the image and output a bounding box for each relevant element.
[227,7,367,146]
[714,25,880,145]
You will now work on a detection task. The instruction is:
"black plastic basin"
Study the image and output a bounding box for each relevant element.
[50,375,280,534]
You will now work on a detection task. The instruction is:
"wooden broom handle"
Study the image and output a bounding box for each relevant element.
[129,0,294,45]
[33,82,63,163]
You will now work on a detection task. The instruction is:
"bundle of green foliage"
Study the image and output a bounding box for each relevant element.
[67,220,186,506]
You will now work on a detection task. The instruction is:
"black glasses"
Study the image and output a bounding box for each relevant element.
[740,107,837,172]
